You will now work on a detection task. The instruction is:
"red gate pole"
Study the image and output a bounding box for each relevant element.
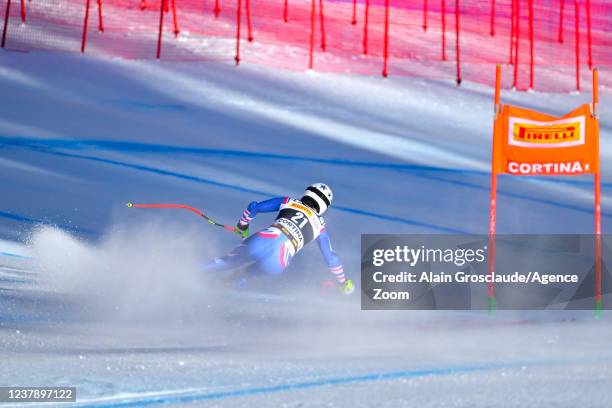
[308,0,315,68]
[1,0,11,48]
[246,0,253,41]
[441,0,446,60]
[512,0,520,88]
[585,0,592,69]
[81,0,91,53]
[488,64,502,315]
[382,0,389,77]
[283,0,288,22]
[362,0,369,54]
[489,0,495,36]
[97,0,104,32]
[351,0,356,24]
[235,0,242,65]
[455,0,460,85]
[529,0,534,89]
[19,0,24,23]
[171,0,179,36]
[593,68,602,317]
[318,0,325,50]
[574,0,580,91]
[156,0,166,58]
[214,0,220,17]
[558,0,564,43]
[422,0,427,31]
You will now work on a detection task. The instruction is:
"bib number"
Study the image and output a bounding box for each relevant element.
[290,212,309,228]
[276,200,324,252]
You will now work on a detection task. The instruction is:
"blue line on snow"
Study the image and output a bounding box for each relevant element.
[0,251,32,260]
[75,358,593,408]
[414,171,609,218]
[0,276,31,284]
[335,206,464,233]
[0,210,95,236]
[33,149,467,234]
[1,137,609,233]
[99,100,187,112]
[77,364,492,407]
[33,145,612,223]
[1,136,610,189]
[0,137,475,173]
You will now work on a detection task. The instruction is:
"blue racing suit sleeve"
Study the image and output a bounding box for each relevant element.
[317,229,346,284]
[238,197,287,226]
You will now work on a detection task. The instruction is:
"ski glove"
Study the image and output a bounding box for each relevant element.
[339,279,355,295]
[235,222,249,239]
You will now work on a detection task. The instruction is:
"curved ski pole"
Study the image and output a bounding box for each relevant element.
[126,202,238,234]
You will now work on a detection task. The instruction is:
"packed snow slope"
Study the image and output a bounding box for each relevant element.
[0,51,611,407]
[1,53,611,241]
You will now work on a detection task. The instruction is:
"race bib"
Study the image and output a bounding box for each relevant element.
[275,199,324,251]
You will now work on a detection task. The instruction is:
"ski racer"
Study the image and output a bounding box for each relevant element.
[203,183,354,295]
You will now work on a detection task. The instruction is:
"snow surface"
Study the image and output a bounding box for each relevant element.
[0,50,611,407]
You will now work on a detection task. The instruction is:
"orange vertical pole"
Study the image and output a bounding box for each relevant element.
[509,0,515,63]
[594,166,602,316]
[494,64,501,113]
[593,68,602,317]
[489,65,501,314]
[593,67,599,117]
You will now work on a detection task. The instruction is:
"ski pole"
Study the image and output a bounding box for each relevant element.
[126,202,238,234]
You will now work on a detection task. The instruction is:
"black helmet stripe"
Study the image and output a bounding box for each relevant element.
[306,186,331,207]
